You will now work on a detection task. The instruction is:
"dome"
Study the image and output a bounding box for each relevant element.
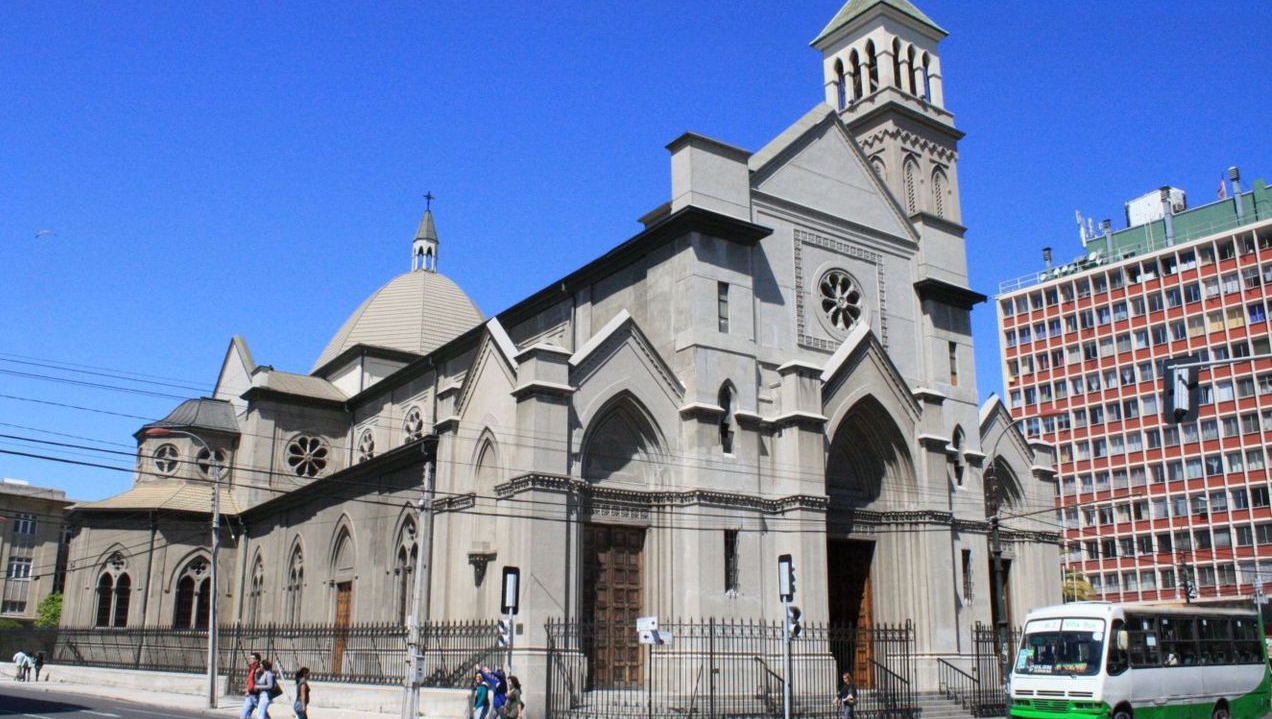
[312,269,483,373]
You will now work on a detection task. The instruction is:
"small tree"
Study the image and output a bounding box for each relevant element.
[35,592,62,629]
[1062,569,1095,602]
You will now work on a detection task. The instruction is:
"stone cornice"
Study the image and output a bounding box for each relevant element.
[494,473,827,514]
[511,380,575,400]
[434,492,476,513]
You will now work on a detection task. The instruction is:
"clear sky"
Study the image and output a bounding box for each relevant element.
[3,1,1270,502]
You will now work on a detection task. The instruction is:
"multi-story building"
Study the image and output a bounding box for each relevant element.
[0,479,73,623]
[997,170,1272,603]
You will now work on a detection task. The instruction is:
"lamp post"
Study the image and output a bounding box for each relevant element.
[143,426,222,709]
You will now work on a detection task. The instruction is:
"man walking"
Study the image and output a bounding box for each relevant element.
[240,652,262,719]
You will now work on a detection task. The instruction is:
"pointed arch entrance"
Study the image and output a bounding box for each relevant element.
[825,397,915,686]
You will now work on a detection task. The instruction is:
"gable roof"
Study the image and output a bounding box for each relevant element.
[813,0,946,45]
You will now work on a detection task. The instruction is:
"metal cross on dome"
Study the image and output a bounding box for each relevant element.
[424,191,435,211]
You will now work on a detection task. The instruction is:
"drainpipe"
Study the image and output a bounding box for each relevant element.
[1230,167,1244,224]
[1160,187,1176,246]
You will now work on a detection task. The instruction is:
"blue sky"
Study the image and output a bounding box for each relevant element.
[3,1,1270,501]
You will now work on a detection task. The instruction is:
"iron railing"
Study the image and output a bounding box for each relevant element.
[967,622,1020,717]
[544,618,915,719]
[0,620,498,690]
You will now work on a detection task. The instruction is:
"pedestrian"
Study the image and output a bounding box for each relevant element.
[33,652,45,682]
[293,666,311,719]
[255,658,279,719]
[503,675,524,719]
[479,665,506,715]
[11,649,28,681]
[470,670,490,719]
[836,671,857,719]
[240,652,262,719]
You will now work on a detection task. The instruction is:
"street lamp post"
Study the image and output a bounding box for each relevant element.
[143,426,222,709]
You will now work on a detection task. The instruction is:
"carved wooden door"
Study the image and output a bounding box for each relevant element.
[332,581,352,675]
[582,524,644,689]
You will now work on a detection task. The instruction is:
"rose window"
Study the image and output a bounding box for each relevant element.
[286,435,329,478]
[357,429,376,462]
[819,269,863,332]
[196,447,227,478]
[153,443,179,475]
[403,407,424,443]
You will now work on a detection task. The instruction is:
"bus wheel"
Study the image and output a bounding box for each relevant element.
[1112,706,1133,719]
[1212,704,1230,719]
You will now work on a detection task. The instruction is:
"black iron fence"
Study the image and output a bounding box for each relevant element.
[0,621,498,690]
[937,623,1019,717]
[544,618,915,719]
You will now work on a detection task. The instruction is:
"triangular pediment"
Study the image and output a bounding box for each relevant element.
[752,106,914,241]
[821,322,920,427]
[454,320,519,420]
[213,336,255,416]
[569,310,685,422]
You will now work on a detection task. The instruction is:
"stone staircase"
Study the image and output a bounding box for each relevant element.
[913,690,1002,719]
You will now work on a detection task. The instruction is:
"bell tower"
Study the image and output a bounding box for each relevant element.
[813,0,963,229]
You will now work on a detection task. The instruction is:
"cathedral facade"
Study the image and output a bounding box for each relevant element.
[63,0,1060,700]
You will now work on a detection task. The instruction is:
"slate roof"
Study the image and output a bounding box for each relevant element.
[312,269,484,374]
[813,0,945,45]
[73,481,244,514]
[253,370,346,402]
[138,397,238,436]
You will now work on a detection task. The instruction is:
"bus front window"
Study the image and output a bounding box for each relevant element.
[1015,618,1107,676]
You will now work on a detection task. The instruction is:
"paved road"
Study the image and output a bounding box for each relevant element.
[0,682,217,719]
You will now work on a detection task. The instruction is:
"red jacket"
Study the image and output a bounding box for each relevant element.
[245,661,259,696]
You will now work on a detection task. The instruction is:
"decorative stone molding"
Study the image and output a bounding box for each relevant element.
[793,227,887,351]
[857,127,959,164]
[494,473,828,516]
[434,492,476,513]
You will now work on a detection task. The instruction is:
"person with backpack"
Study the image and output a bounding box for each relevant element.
[255,658,281,719]
[240,652,262,719]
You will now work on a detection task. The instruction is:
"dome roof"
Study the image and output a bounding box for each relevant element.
[312,269,483,373]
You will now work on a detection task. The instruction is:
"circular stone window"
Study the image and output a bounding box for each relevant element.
[357,429,375,462]
[403,407,424,443]
[286,435,329,478]
[153,443,179,475]
[196,447,227,478]
[818,269,865,333]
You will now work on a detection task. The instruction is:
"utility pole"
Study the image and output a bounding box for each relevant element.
[778,554,796,719]
[987,466,1010,684]
[403,436,438,719]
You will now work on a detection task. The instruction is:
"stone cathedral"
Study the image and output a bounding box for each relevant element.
[64,0,1060,700]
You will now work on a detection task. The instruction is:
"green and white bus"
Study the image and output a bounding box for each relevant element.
[1010,602,1271,719]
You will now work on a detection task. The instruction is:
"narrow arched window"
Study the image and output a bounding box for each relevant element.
[865,41,879,93]
[246,556,264,623]
[849,50,863,101]
[951,428,966,487]
[112,574,131,627]
[904,158,919,214]
[95,574,114,627]
[892,38,902,89]
[834,59,847,110]
[932,169,948,218]
[718,385,736,455]
[921,52,932,101]
[172,557,211,629]
[906,46,918,95]
[395,519,418,624]
[286,547,304,623]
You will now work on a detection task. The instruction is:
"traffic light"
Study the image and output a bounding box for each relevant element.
[786,605,803,640]
[497,619,513,647]
[778,554,795,602]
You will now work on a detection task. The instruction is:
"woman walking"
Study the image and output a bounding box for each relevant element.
[504,675,524,719]
[293,667,311,719]
[255,659,277,719]
[470,670,490,719]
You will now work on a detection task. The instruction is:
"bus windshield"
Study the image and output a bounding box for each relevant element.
[1016,617,1107,676]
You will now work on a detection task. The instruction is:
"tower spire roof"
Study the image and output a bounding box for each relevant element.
[411,192,440,272]
[813,0,946,46]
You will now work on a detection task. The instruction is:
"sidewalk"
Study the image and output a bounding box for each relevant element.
[2,661,465,717]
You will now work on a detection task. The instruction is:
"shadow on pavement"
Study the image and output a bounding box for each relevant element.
[0,689,92,715]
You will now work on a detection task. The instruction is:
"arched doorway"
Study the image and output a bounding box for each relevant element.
[825,397,915,686]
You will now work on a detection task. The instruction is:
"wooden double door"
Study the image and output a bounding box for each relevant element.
[582,524,645,689]
[828,539,875,688]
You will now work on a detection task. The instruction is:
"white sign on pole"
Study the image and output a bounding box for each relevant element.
[636,616,659,632]
[639,630,673,645]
